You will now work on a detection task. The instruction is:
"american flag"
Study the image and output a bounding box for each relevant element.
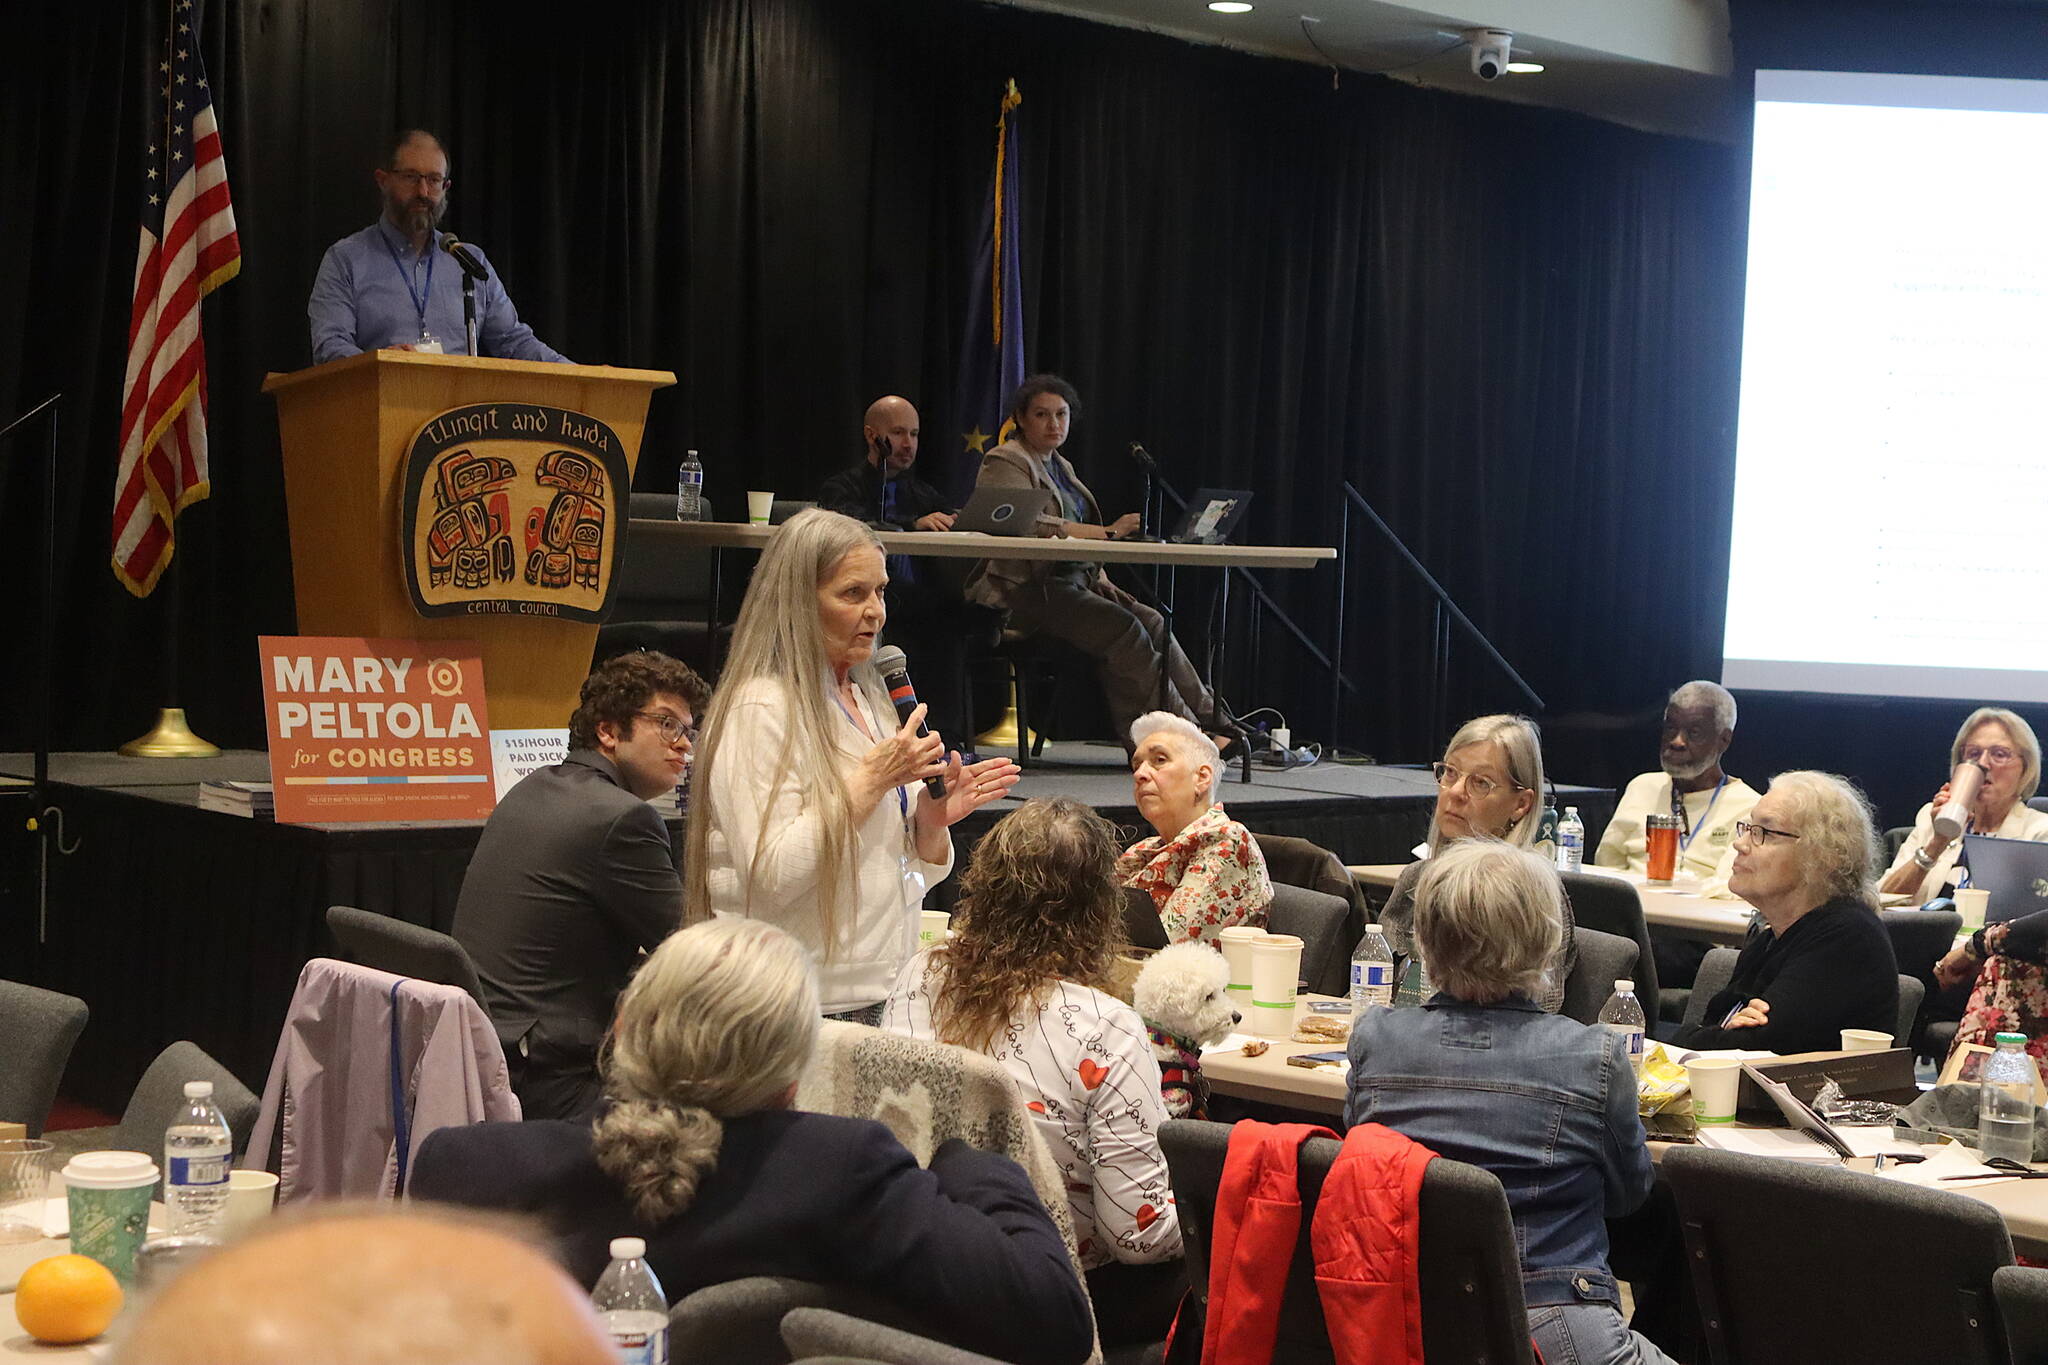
[113,0,240,597]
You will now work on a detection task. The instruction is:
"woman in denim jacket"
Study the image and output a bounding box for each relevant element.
[1344,838,1676,1365]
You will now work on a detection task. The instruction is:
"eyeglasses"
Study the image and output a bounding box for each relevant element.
[387,170,451,191]
[1963,744,2021,767]
[1733,820,1800,846]
[1431,761,1523,800]
[634,711,696,748]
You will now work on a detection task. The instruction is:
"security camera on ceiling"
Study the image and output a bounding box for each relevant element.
[1464,28,1514,81]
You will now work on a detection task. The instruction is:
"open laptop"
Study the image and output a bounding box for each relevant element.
[953,485,1056,536]
[1961,833,2048,923]
[1167,489,1254,545]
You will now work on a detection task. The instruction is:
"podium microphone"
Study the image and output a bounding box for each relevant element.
[872,645,948,800]
[1129,443,1159,539]
[439,234,489,281]
[1128,442,1159,472]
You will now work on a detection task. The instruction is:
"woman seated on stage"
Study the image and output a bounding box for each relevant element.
[1880,707,2048,904]
[961,373,1236,749]
[1345,839,1674,1365]
[1377,713,1575,1013]
[1672,770,1898,1053]
[883,799,1184,1349]
[410,919,1093,1365]
[684,508,1019,1024]
[1118,711,1272,945]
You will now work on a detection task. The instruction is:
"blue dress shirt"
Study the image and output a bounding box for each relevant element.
[307,218,570,365]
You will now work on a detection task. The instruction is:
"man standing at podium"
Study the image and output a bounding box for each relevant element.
[308,129,570,365]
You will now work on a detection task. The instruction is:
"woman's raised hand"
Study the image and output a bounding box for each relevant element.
[920,753,1023,828]
[855,703,947,806]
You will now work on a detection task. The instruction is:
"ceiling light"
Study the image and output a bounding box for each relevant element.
[1506,60,1545,74]
[1208,2,1253,12]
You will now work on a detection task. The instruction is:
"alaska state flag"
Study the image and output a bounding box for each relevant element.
[950,79,1026,500]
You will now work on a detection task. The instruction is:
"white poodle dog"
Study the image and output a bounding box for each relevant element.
[1132,942,1241,1120]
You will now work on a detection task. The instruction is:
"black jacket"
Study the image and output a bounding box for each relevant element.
[1675,897,1899,1053]
[410,1110,1094,1365]
[816,458,952,530]
[449,751,682,1083]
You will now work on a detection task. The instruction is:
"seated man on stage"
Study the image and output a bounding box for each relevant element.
[451,649,707,1121]
[963,373,1234,750]
[1593,679,1760,994]
[308,129,570,365]
[817,394,984,739]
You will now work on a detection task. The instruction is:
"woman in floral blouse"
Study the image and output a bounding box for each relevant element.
[883,798,1184,1348]
[1117,711,1273,944]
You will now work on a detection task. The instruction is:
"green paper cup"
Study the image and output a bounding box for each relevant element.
[64,1150,158,1285]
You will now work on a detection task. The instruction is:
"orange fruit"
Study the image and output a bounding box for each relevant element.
[15,1253,124,1344]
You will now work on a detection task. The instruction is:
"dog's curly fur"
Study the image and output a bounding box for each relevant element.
[1132,943,1241,1120]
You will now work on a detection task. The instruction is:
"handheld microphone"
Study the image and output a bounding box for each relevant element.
[1934,761,1989,840]
[872,645,948,800]
[439,233,489,281]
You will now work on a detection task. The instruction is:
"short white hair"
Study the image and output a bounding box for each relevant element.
[1668,680,1737,734]
[1130,711,1221,805]
[1413,838,1562,1004]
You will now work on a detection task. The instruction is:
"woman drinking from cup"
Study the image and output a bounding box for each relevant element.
[1673,771,1898,1053]
[1880,707,2048,904]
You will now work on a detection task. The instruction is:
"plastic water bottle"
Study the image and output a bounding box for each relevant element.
[1979,1031,2039,1164]
[164,1080,232,1236]
[1556,806,1585,872]
[1350,925,1395,1014]
[593,1236,668,1365]
[1598,980,1647,1077]
[675,449,704,521]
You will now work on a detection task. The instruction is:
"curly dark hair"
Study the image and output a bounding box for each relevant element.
[569,650,710,750]
[930,798,1125,1052]
[1004,373,1081,425]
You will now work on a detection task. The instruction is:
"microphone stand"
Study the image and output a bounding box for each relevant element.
[2,393,66,948]
[462,271,478,358]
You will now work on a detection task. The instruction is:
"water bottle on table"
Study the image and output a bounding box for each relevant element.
[1350,925,1395,1015]
[594,1236,669,1365]
[1979,1032,2039,1164]
[164,1080,232,1237]
[675,449,704,521]
[1555,806,1585,872]
[1598,980,1647,1077]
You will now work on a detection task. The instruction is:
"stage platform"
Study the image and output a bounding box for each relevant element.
[0,748,1612,1112]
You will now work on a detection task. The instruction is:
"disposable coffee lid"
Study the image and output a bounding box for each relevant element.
[184,1081,214,1098]
[1616,980,1635,994]
[62,1150,159,1188]
[610,1237,646,1260]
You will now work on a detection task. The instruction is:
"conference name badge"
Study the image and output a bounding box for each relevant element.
[398,402,630,623]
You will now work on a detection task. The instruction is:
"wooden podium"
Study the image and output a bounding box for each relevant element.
[262,351,675,729]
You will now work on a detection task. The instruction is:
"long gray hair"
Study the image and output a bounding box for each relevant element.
[684,508,889,956]
[591,919,821,1223]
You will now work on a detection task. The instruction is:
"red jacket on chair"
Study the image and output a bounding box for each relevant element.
[1194,1120,1433,1365]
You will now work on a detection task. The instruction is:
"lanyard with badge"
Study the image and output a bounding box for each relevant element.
[1670,774,1728,852]
[830,686,909,820]
[380,231,443,353]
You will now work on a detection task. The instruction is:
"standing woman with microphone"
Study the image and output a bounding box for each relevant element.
[1879,708,2048,903]
[686,509,1020,1023]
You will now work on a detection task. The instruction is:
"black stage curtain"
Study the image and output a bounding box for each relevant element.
[3,0,1745,771]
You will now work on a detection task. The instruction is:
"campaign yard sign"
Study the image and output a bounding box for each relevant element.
[258,637,494,823]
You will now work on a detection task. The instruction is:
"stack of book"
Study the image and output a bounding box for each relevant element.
[199,780,275,819]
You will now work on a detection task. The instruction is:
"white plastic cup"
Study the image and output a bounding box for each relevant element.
[747,490,775,525]
[918,910,951,950]
[1957,887,1991,932]
[0,1138,53,1245]
[222,1169,279,1235]
[1217,926,1264,1016]
[63,1150,159,1284]
[1248,933,1305,1038]
[1686,1057,1743,1126]
[1840,1028,1894,1052]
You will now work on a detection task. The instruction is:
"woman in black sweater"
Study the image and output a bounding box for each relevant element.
[1673,770,1898,1053]
[410,918,1093,1365]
